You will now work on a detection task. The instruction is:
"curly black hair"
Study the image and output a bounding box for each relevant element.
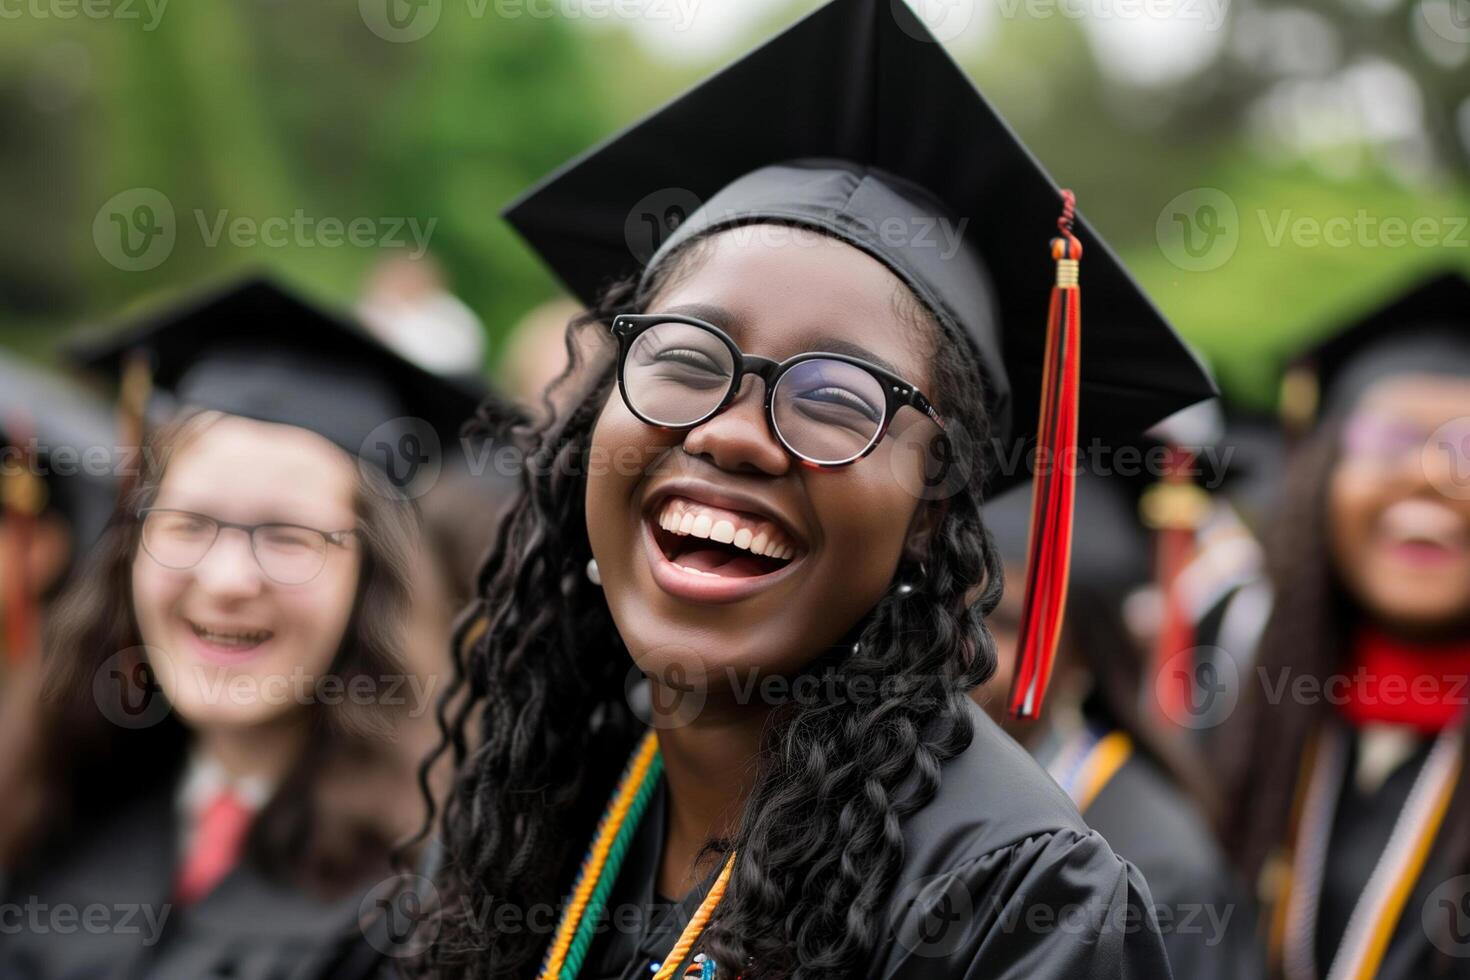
[413,230,1007,979]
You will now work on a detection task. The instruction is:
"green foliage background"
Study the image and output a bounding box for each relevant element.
[2,0,1467,412]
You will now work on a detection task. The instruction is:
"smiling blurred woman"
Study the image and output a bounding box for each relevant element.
[413,3,1221,979]
[1221,270,1470,980]
[0,277,481,980]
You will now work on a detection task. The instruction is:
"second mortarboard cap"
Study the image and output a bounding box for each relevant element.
[65,275,487,495]
[1280,268,1470,431]
[502,0,1216,717]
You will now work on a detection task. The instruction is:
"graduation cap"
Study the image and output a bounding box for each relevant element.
[65,275,488,493]
[1280,269,1470,431]
[502,0,1215,717]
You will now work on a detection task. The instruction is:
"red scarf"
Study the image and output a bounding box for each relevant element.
[1338,626,1470,734]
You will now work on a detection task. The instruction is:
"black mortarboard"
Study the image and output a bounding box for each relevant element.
[64,276,486,482]
[503,0,1214,475]
[502,0,1215,718]
[1281,269,1470,429]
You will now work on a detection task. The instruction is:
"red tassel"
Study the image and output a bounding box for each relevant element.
[1149,447,1201,726]
[1008,191,1082,720]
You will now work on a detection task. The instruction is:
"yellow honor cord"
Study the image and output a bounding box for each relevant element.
[1074,731,1133,815]
[540,732,662,978]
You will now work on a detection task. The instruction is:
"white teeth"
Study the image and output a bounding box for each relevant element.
[654,497,801,564]
[190,621,270,647]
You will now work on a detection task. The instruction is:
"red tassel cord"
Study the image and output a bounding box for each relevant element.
[1147,446,1205,726]
[1008,192,1082,720]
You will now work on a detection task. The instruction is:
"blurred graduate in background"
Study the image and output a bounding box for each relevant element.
[0,276,484,980]
[1220,269,1470,979]
[0,353,117,665]
[974,465,1265,980]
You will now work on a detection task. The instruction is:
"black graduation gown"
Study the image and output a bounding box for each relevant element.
[580,700,1174,979]
[0,784,382,980]
[1310,731,1470,979]
[1082,747,1265,980]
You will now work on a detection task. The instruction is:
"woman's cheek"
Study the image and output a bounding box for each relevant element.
[1327,461,1378,576]
[130,550,176,650]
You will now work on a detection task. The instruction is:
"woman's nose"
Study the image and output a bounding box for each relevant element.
[191,527,266,597]
[680,375,790,476]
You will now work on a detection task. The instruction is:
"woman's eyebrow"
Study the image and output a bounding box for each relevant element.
[804,337,901,376]
[661,302,742,329]
[656,304,904,375]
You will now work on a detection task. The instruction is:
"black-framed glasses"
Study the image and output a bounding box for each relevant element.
[137,508,357,586]
[610,313,946,467]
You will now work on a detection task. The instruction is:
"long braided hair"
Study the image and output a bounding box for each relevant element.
[416,230,1006,978]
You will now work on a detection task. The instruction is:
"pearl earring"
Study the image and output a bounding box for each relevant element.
[586,558,602,586]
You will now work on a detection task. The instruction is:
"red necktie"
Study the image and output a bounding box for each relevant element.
[174,790,253,905]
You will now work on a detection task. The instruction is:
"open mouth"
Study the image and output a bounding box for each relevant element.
[186,618,274,652]
[648,495,802,580]
[1379,499,1469,566]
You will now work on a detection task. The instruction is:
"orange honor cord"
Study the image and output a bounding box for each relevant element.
[1009,191,1083,720]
